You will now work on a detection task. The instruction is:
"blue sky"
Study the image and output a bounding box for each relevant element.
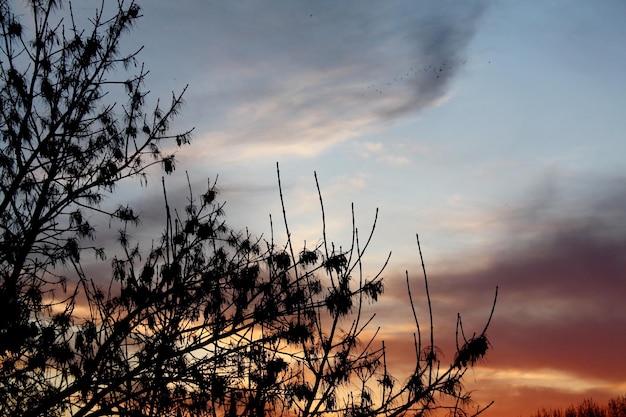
[95,1,626,415]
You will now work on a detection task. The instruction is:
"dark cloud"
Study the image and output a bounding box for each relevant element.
[367,175,626,417]
[378,175,626,386]
[469,211,626,383]
[378,0,490,118]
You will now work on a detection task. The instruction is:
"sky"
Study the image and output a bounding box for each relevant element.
[78,1,626,416]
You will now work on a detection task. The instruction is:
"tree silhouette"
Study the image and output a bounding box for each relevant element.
[530,396,626,417]
[1,1,497,417]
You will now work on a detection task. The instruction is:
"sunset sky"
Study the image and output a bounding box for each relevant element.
[87,1,626,416]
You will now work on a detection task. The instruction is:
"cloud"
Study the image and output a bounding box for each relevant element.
[359,142,384,158]
[470,374,625,417]
[376,0,490,118]
[139,1,491,160]
[355,141,412,166]
[373,175,626,406]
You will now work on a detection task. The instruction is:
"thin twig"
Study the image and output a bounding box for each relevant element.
[276,162,298,280]
[481,286,499,335]
[313,171,329,261]
[406,270,422,361]
[416,233,434,383]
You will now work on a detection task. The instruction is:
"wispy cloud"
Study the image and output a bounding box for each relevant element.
[141,1,491,161]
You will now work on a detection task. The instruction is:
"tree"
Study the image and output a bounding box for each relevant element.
[0,1,498,417]
[529,396,626,417]
[1,0,190,413]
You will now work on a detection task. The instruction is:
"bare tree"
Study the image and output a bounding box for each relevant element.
[0,2,497,417]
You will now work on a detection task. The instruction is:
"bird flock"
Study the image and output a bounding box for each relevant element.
[361,60,469,96]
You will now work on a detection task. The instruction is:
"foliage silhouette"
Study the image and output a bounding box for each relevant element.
[1,1,498,416]
[529,395,626,417]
